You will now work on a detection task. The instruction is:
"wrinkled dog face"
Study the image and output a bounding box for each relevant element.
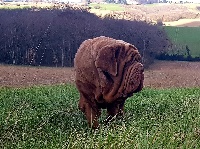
[121,44,144,98]
[124,62,144,96]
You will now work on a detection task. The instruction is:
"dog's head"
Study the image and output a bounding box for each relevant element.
[95,40,144,100]
[119,44,144,98]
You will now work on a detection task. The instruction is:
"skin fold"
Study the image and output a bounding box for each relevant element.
[74,36,144,128]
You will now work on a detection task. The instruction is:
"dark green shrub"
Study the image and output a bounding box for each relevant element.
[0,7,170,67]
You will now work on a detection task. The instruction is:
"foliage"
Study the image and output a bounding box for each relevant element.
[0,7,169,68]
[0,85,200,148]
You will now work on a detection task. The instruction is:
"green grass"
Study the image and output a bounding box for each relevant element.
[89,3,124,11]
[164,26,200,57]
[0,84,200,148]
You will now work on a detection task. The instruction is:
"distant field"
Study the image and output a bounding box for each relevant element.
[0,2,124,11]
[164,18,200,27]
[89,3,124,11]
[89,3,125,17]
[164,26,200,57]
[0,5,29,9]
[0,2,53,9]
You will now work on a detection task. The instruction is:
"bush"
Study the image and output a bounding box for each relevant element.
[0,7,170,68]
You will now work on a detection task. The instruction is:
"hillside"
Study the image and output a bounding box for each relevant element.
[90,3,200,24]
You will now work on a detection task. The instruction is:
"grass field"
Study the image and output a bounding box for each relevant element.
[0,84,200,148]
[0,3,124,11]
[164,26,200,57]
[0,5,30,9]
[0,2,52,9]
[89,3,124,11]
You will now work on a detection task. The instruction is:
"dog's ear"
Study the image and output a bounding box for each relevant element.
[95,43,122,77]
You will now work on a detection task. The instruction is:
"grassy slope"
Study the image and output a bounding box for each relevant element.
[89,3,124,11]
[164,26,200,57]
[0,84,200,148]
[0,2,52,9]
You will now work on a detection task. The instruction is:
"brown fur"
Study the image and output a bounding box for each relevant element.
[74,36,144,128]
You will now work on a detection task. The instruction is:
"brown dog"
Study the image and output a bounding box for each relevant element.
[74,36,144,128]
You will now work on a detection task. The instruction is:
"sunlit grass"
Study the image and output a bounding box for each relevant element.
[0,5,31,9]
[89,3,125,11]
[0,85,200,148]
